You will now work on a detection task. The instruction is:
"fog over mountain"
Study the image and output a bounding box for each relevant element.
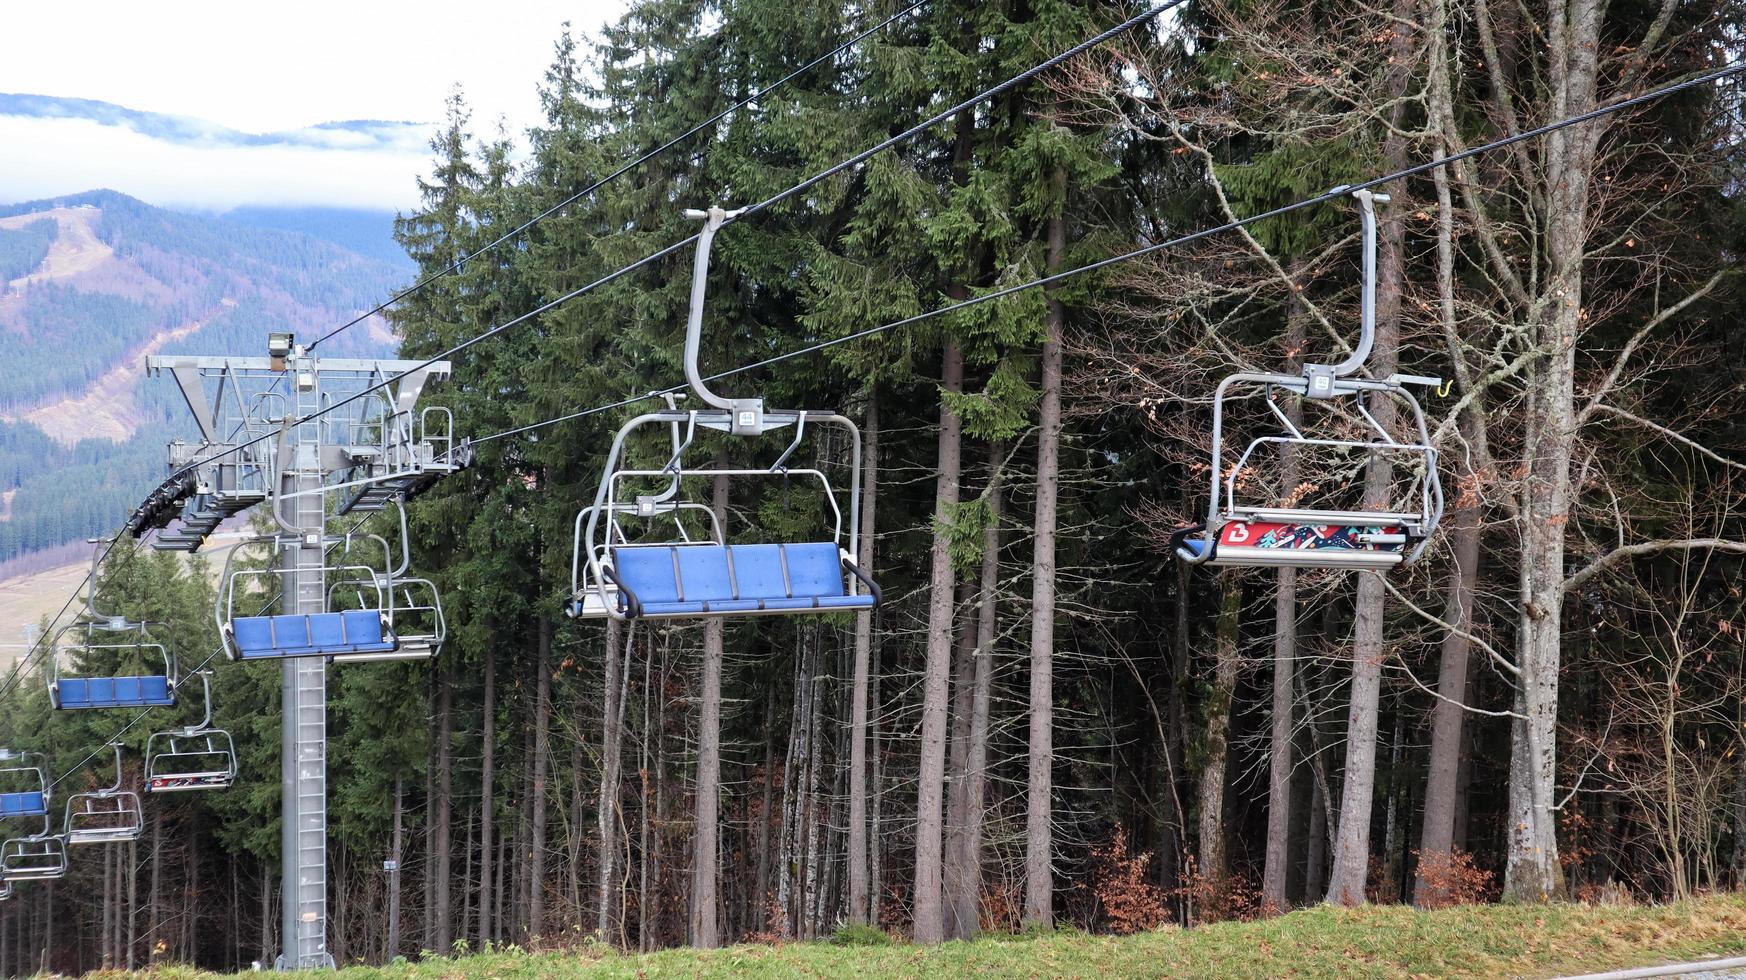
[0,93,435,211]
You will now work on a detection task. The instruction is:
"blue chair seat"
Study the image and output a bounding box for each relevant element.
[54,676,174,710]
[608,541,877,619]
[230,610,397,660]
[0,792,46,818]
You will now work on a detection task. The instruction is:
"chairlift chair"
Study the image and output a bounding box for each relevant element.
[48,542,178,710]
[0,750,64,881]
[569,399,728,619]
[216,536,399,661]
[574,206,881,621]
[569,499,728,619]
[1175,190,1444,571]
[63,744,143,845]
[0,877,13,901]
[0,826,66,881]
[0,751,49,821]
[145,671,237,793]
[320,506,447,663]
[48,621,177,710]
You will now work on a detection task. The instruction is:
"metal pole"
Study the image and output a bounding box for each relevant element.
[278,351,333,969]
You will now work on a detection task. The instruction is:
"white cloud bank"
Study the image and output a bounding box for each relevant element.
[0,114,434,211]
[0,0,628,211]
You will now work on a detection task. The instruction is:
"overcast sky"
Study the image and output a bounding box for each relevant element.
[0,0,627,211]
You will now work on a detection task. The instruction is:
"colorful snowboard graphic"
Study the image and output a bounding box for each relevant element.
[1217,520,1403,552]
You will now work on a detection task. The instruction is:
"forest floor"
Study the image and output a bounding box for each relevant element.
[126,892,1746,978]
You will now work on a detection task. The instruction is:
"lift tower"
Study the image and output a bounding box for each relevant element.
[141,335,460,968]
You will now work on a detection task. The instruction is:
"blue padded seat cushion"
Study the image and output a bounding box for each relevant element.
[0,791,46,818]
[609,542,874,615]
[231,611,396,659]
[611,547,681,603]
[783,543,850,598]
[726,544,788,600]
[55,676,174,710]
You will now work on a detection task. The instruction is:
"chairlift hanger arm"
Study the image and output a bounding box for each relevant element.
[681,207,762,434]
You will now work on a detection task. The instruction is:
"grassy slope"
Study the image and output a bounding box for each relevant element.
[126,895,1746,979]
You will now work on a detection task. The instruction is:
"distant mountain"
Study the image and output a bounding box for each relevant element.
[219,206,412,268]
[0,189,408,564]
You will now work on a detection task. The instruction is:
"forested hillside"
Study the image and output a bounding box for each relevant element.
[0,191,404,565]
[0,0,1742,974]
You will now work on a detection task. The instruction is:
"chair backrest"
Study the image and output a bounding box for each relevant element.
[57,676,173,709]
[673,546,734,603]
[726,545,786,600]
[0,792,45,819]
[613,547,683,604]
[781,543,849,599]
[612,543,851,605]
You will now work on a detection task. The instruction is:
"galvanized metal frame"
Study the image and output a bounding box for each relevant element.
[145,670,238,793]
[574,203,872,621]
[1177,190,1445,570]
[63,743,143,845]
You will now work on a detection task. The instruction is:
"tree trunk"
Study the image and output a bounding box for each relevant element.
[1025,160,1067,929]
[943,578,978,940]
[494,799,508,942]
[1262,567,1297,912]
[596,618,626,941]
[1416,460,1481,904]
[126,836,137,970]
[1505,0,1601,902]
[1198,572,1242,891]
[260,866,272,964]
[754,685,775,931]
[460,808,474,943]
[478,643,495,946]
[1326,49,1411,900]
[1163,549,1192,909]
[147,808,162,962]
[914,335,965,944]
[775,651,806,938]
[690,469,729,949]
[848,391,879,925]
[801,630,827,938]
[433,658,456,949]
[388,777,404,961]
[1305,774,1328,901]
[103,839,115,967]
[1262,270,1307,912]
[869,636,885,924]
[962,467,1001,935]
[529,617,553,938]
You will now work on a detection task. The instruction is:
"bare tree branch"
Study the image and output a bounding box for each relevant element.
[1562,538,1746,595]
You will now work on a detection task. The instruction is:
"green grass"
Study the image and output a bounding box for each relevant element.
[113,893,1746,979]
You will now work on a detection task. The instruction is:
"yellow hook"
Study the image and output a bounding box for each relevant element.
[1436,379,1453,398]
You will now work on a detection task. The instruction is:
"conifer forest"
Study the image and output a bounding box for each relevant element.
[2,0,1745,972]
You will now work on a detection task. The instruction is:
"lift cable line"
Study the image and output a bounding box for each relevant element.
[0,529,151,710]
[303,0,929,352]
[154,0,1187,487]
[32,510,376,795]
[461,56,1746,450]
[0,503,378,721]
[47,646,226,792]
[24,40,1746,802]
[28,0,1188,800]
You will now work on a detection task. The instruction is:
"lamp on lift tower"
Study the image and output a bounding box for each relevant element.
[267,332,293,372]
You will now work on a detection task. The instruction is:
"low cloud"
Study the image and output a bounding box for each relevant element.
[0,102,436,211]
